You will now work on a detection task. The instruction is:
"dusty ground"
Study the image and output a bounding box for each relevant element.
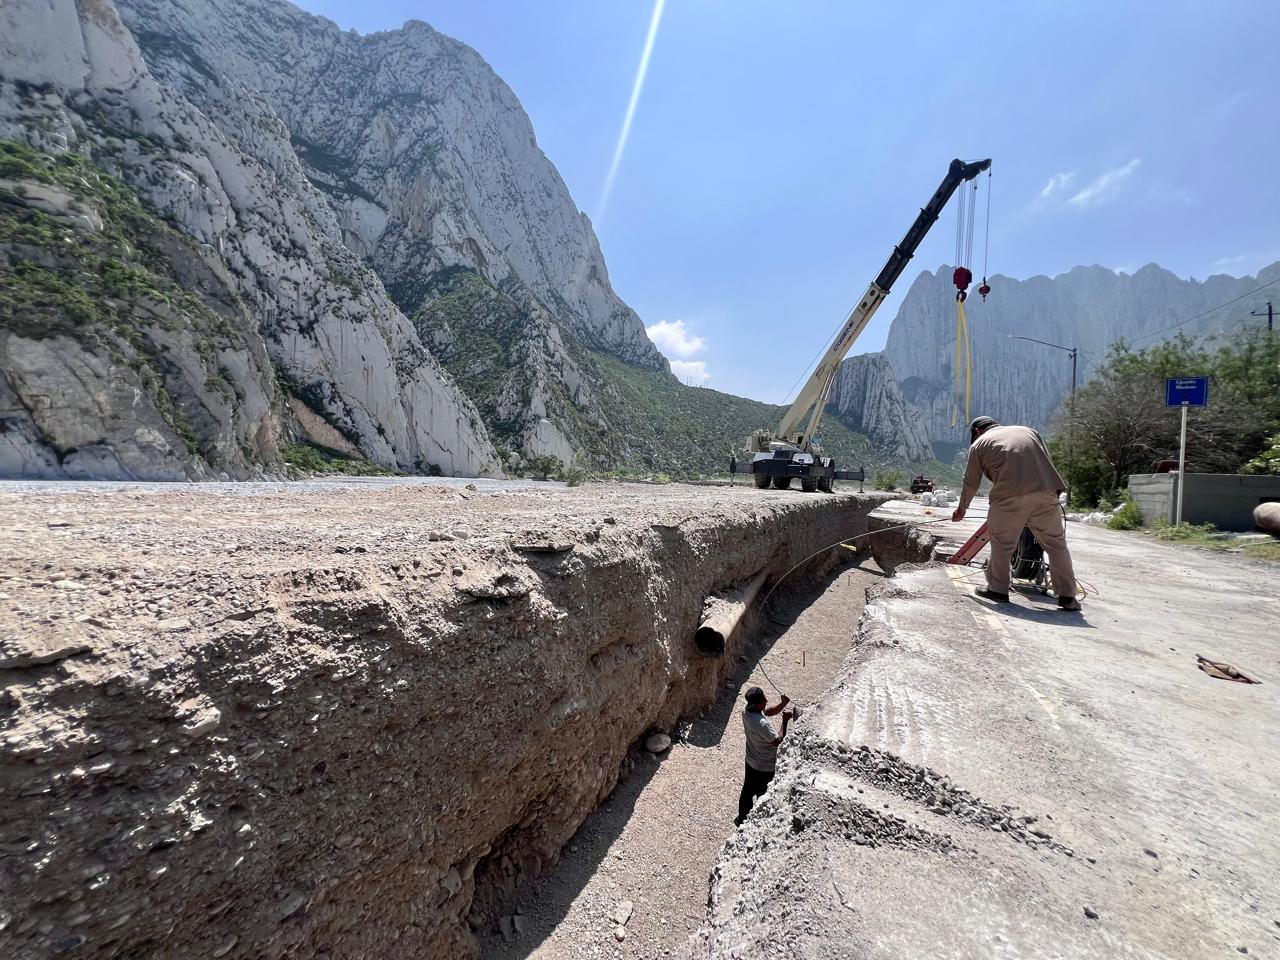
[695,498,1280,959]
[0,477,881,960]
[481,560,883,960]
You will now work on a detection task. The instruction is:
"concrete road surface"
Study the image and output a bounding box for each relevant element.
[695,498,1280,959]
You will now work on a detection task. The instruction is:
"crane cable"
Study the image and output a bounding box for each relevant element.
[950,180,978,427]
[949,169,993,428]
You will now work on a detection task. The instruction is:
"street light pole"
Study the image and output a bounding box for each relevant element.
[1010,335,1079,506]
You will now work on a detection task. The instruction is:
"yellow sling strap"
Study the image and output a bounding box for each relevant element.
[949,296,972,427]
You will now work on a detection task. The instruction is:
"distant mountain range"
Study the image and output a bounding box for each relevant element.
[831,262,1279,461]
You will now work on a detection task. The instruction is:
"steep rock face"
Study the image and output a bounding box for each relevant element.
[0,143,279,480]
[828,352,933,462]
[0,0,500,478]
[883,262,1280,447]
[115,0,667,466]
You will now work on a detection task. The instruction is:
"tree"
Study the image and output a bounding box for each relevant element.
[1048,331,1280,504]
[1243,432,1280,475]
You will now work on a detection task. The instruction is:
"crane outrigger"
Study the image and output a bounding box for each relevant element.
[735,157,991,491]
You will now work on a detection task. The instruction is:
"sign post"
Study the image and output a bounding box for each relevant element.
[1164,377,1210,525]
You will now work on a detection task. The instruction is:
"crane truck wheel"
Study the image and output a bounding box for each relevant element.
[772,476,792,490]
[818,476,833,493]
[753,472,771,489]
[801,477,818,493]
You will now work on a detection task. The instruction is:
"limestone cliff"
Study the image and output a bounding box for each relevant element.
[0,0,502,479]
[114,0,669,468]
[828,352,934,463]
[882,262,1280,450]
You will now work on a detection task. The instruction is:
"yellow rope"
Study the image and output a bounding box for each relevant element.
[949,296,973,427]
[962,300,971,423]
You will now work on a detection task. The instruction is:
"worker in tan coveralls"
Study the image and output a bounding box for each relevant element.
[952,416,1081,611]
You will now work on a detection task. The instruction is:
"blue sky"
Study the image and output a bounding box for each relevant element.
[300,0,1279,402]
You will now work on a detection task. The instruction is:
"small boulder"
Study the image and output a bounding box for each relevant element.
[644,734,672,755]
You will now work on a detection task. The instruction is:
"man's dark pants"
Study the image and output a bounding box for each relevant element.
[736,763,774,824]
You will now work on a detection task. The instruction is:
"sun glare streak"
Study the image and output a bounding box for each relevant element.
[595,0,666,226]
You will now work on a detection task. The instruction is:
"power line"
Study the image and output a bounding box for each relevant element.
[1129,275,1280,346]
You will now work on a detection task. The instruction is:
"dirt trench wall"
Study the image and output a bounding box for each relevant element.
[0,484,883,960]
[866,510,942,573]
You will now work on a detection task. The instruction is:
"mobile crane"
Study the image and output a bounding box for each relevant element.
[734,157,992,491]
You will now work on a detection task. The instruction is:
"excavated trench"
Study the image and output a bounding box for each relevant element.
[0,483,887,960]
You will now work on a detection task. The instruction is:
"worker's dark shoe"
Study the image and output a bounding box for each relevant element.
[1058,596,1082,612]
[975,588,1010,604]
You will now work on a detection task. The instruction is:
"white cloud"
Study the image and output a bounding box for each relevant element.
[670,359,710,382]
[1039,171,1075,200]
[1210,249,1280,277]
[1067,158,1141,207]
[645,319,706,358]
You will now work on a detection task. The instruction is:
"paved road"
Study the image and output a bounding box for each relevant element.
[696,498,1280,959]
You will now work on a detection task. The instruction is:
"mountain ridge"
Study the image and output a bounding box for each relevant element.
[879,259,1280,449]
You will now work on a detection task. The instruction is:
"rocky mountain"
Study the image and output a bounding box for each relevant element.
[112,0,670,469]
[0,0,504,480]
[880,262,1280,455]
[827,352,934,462]
[1,0,689,481]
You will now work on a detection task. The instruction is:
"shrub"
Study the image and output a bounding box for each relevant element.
[555,465,587,486]
[1243,432,1280,475]
[525,455,562,479]
[872,469,902,491]
[1107,496,1143,531]
[281,443,396,477]
[1152,519,1218,541]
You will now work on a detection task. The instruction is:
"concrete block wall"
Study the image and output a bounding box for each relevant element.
[1127,474,1175,527]
[1126,473,1280,531]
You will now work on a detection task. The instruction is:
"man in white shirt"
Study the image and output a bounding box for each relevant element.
[736,686,794,826]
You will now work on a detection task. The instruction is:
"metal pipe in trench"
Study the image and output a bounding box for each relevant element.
[694,569,770,656]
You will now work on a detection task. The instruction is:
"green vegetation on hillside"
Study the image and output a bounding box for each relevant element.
[0,141,232,344]
[281,443,398,477]
[0,139,257,461]
[574,347,882,475]
[412,266,949,477]
[410,267,537,448]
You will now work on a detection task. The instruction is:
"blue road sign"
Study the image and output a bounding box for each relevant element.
[1165,376,1209,407]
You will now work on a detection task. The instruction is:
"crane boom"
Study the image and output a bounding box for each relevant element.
[740,157,991,492]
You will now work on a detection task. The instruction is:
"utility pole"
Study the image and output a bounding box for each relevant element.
[1010,336,1078,505]
[1250,301,1274,332]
